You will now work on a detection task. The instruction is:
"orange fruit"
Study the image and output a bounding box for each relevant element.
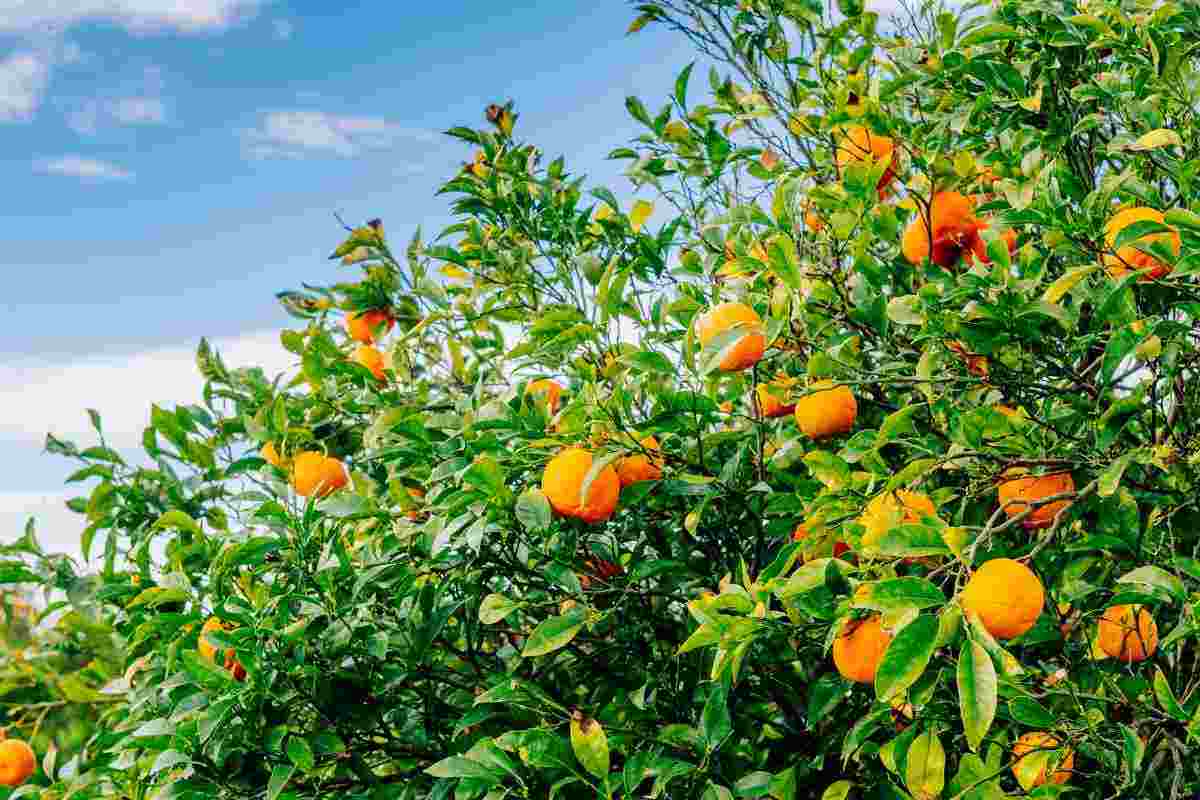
[405,486,426,521]
[542,447,621,524]
[261,441,286,468]
[994,404,1019,417]
[0,739,35,787]
[1103,207,1180,281]
[291,452,349,498]
[616,436,663,487]
[198,617,247,681]
[835,126,898,197]
[998,469,1074,529]
[832,615,892,684]
[345,309,394,344]
[961,558,1044,639]
[859,490,938,551]
[526,379,564,415]
[803,202,825,232]
[755,376,797,418]
[695,302,766,372]
[1012,732,1074,790]
[965,221,1018,266]
[793,380,857,439]
[1097,604,1158,662]
[901,191,979,268]
[351,344,387,382]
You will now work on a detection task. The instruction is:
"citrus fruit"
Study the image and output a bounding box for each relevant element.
[961,558,1044,639]
[755,376,797,418]
[1097,604,1158,662]
[345,308,394,344]
[695,302,766,372]
[526,379,564,415]
[793,380,857,439]
[859,490,938,551]
[542,447,620,523]
[835,125,898,197]
[1103,207,1180,281]
[291,452,349,498]
[0,739,35,787]
[832,614,892,684]
[998,469,1074,529]
[616,436,663,487]
[198,617,247,681]
[351,344,387,382]
[1012,732,1074,790]
[901,191,979,268]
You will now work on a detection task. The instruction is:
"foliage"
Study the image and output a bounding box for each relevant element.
[17,0,1200,797]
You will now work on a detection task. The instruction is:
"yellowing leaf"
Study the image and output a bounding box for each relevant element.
[1128,128,1182,151]
[1042,264,1098,304]
[629,199,654,232]
[570,713,610,777]
[442,265,470,281]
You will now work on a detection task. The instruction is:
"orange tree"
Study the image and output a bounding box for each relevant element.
[22,0,1200,797]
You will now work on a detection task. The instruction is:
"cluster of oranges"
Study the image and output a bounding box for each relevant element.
[345,308,393,382]
[818,125,1179,282]
[261,442,350,500]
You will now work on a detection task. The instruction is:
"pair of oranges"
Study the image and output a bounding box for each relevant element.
[345,309,394,382]
[540,440,663,525]
[262,444,349,499]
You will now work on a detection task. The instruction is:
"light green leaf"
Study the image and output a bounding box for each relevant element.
[904,730,945,800]
[957,640,997,751]
[522,607,587,657]
[875,615,938,702]
[570,714,610,778]
[479,593,519,625]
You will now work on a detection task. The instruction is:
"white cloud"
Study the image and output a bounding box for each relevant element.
[0,330,298,450]
[69,96,166,133]
[243,110,438,159]
[0,1,266,34]
[0,50,50,121]
[36,155,133,180]
[0,491,82,558]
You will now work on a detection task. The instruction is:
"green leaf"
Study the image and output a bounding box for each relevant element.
[1121,724,1145,785]
[287,736,314,772]
[1154,668,1189,721]
[853,578,945,612]
[425,755,501,780]
[886,296,924,326]
[877,404,922,444]
[570,714,610,778]
[875,615,938,702]
[268,764,294,800]
[1117,565,1185,600]
[522,607,587,658]
[821,781,854,800]
[515,488,552,532]
[127,587,190,609]
[1099,452,1135,497]
[1126,128,1182,151]
[154,511,202,537]
[904,729,945,800]
[1007,696,1055,728]
[957,640,997,751]
[701,682,732,751]
[479,593,519,625]
[804,452,850,490]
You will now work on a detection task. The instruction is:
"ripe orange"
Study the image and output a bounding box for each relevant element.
[803,202,825,232]
[965,221,1018,266]
[542,447,620,524]
[351,344,387,382]
[405,486,426,521]
[832,615,892,684]
[961,558,1044,639]
[835,126,898,197]
[526,379,564,415]
[0,739,35,787]
[859,490,938,551]
[198,617,247,681]
[1103,207,1180,281]
[695,302,766,372]
[1097,604,1158,662]
[901,191,979,268]
[616,436,663,487]
[793,380,857,439]
[755,376,797,418]
[994,404,1019,417]
[291,452,349,498]
[345,308,394,344]
[1012,732,1074,790]
[997,469,1074,529]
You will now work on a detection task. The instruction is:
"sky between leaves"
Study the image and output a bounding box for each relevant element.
[0,0,904,555]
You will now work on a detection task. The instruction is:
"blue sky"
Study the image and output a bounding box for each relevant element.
[0,0,692,553]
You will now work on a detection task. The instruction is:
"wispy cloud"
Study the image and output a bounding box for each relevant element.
[0,51,52,121]
[243,110,439,159]
[0,1,267,34]
[0,330,298,449]
[35,155,133,181]
[68,96,166,133]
